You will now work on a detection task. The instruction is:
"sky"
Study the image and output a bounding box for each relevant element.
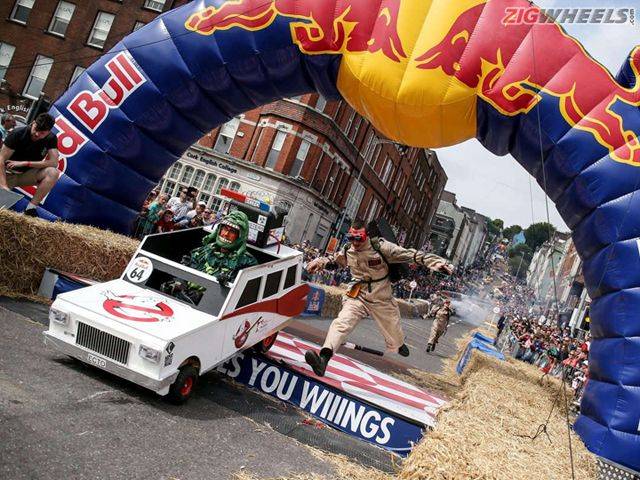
[434,0,640,232]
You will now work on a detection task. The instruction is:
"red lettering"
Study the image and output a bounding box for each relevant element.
[69,91,108,132]
[116,53,144,85]
[98,77,126,106]
[502,7,519,25]
[54,116,88,157]
[523,7,539,24]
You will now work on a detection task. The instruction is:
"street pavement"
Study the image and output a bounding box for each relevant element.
[0,296,484,479]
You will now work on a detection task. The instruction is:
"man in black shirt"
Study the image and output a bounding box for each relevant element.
[0,113,59,217]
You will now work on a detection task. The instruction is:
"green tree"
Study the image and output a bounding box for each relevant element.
[487,218,504,237]
[509,255,530,279]
[503,224,522,241]
[508,243,533,261]
[524,222,556,251]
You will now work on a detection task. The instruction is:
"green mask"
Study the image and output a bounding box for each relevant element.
[214,210,250,254]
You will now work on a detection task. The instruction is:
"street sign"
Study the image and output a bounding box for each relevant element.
[410,280,417,290]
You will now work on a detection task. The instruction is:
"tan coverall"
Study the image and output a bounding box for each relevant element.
[315,238,449,352]
[428,305,453,345]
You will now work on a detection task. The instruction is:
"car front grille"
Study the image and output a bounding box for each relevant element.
[76,322,130,365]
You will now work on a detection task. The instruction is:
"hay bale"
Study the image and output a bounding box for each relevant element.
[0,210,138,296]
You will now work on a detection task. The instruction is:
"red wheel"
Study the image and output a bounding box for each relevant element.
[166,365,198,405]
[253,331,278,354]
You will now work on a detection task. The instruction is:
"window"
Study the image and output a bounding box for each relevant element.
[48,1,76,36]
[263,271,283,298]
[167,162,182,180]
[199,193,210,205]
[133,21,145,32]
[350,116,363,141]
[237,278,261,308]
[284,265,297,289]
[68,66,85,87]
[381,157,394,183]
[180,165,194,184]
[215,178,229,195]
[10,0,34,24]
[203,173,216,192]
[366,197,379,223]
[23,55,53,99]
[290,139,310,177]
[192,170,205,189]
[344,180,365,220]
[229,181,241,192]
[143,0,166,12]
[213,118,239,154]
[315,95,327,112]
[88,11,115,49]
[162,180,176,195]
[265,130,286,169]
[0,43,16,82]
[211,197,222,213]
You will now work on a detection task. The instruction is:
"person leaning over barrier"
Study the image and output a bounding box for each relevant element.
[304,219,454,377]
[0,113,59,217]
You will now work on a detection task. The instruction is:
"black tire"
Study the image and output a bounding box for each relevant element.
[166,365,198,405]
[252,332,278,354]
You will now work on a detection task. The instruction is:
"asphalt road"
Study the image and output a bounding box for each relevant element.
[0,297,482,479]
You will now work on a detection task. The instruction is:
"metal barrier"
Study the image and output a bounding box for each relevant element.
[597,457,640,480]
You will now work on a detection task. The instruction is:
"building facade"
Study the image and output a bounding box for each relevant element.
[0,0,190,115]
[158,95,448,249]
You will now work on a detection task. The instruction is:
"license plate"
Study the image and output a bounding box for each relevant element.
[87,353,107,368]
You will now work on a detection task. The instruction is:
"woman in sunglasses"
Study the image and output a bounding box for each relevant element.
[304,219,454,376]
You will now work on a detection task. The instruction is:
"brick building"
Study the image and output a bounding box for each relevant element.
[0,0,189,116]
[160,95,448,249]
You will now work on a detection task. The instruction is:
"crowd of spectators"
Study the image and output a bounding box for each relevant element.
[495,280,590,409]
[133,187,216,238]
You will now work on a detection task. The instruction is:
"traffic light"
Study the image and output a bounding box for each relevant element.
[25,93,52,125]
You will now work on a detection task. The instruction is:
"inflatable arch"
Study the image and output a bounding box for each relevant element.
[39,0,640,469]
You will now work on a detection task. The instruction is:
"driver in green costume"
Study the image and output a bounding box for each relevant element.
[162,210,257,303]
[187,209,257,285]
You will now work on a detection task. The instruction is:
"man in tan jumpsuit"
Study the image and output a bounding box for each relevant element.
[426,298,454,352]
[305,220,453,376]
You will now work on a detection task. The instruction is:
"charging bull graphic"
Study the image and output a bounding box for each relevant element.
[185,0,407,62]
[415,1,640,166]
[24,0,640,472]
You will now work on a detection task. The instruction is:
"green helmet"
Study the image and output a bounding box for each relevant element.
[214,210,250,253]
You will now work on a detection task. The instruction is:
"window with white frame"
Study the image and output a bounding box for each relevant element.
[213,117,240,154]
[10,0,34,24]
[0,43,16,83]
[381,157,393,183]
[144,0,166,12]
[211,197,223,213]
[163,180,176,196]
[167,162,182,180]
[290,139,310,177]
[48,1,76,36]
[88,11,115,49]
[229,181,241,192]
[344,110,355,136]
[215,178,229,195]
[23,55,53,99]
[68,65,85,87]
[350,115,363,141]
[366,197,379,223]
[192,169,205,189]
[315,95,327,112]
[202,173,217,192]
[344,180,365,221]
[180,165,194,184]
[133,21,145,32]
[265,130,286,169]
[199,193,210,205]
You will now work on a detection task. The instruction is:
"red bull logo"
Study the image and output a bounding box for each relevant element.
[185,0,406,62]
[415,1,640,166]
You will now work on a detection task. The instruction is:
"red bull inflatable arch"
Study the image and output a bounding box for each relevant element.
[38,0,640,469]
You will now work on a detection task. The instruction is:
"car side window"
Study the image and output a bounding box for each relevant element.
[263,270,282,299]
[283,265,297,289]
[237,277,261,308]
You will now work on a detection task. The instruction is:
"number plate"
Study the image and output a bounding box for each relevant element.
[87,353,107,368]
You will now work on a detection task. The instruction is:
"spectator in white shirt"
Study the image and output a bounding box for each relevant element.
[166,188,193,221]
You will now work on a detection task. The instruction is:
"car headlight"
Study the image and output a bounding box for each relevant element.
[138,345,161,363]
[50,308,69,326]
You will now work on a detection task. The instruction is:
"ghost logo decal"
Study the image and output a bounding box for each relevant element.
[102,294,174,323]
[233,317,264,348]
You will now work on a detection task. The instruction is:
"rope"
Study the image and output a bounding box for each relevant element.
[528,17,576,479]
